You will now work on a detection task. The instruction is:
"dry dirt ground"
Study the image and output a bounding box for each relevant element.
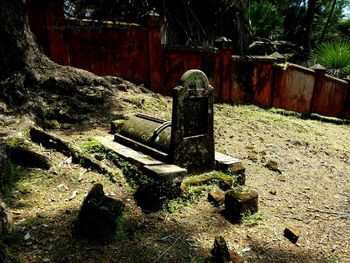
[0,90,349,263]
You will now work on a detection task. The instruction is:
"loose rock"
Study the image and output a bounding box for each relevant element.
[209,236,244,263]
[225,187,258,223]
[208,191,225,205]
[74,183,124,243]
[269,189,277,195]
[265,160,282,174]
[247,152,258,162]
[284,225,301,244]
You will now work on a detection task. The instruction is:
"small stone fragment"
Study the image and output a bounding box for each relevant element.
[230,162,246,176]
[247,152,258,162]
[269,189,277,195]
[225,187,258,223]
[208,191,225,205]
[94,154,104,161]
[69,191,78,200]
[284,225,301,244]
[37,211,49,219]
[241,247,251,253]
[292,140,303,146]
[24,232,31,241]
[277,175,287,182]
[265,160,282,174]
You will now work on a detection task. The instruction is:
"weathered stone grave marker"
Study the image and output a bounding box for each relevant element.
[171,69,215,173]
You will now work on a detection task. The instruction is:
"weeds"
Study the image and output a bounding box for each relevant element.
[80,137,106,154]
[181,172,237,194]
[241,211,266,227]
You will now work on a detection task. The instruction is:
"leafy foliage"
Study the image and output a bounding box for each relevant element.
[243,1,283,41]
[339,18,350,37]
[312,40,350,78]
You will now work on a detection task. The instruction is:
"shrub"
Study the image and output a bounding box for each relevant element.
[312,40,350,78]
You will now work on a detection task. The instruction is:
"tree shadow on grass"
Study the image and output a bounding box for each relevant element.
[0,136,340,263]
[6,208,203,263]
[5,197,339,263]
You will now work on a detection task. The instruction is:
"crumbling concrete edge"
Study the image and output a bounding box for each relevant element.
[29,127,119,181]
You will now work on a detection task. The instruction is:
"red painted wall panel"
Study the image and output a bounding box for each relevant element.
[63,25,149,84]
[273,65,315,113]
[312,76,348,118]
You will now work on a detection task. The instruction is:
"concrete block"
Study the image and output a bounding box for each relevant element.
[215,152,245,175]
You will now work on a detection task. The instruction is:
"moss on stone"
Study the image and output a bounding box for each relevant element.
[181,172,235,194]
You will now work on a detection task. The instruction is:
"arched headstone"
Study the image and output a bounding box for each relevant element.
[171,69,215,173]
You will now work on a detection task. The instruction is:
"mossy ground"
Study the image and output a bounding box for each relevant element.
[0,90,349,262]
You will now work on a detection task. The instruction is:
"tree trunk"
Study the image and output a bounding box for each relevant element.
[318,0,337,44]
[0,0,125,126]
[0,0,40,78]
[304,0,317,55]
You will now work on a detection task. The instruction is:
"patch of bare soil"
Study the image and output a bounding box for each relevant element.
[1,91,349,263]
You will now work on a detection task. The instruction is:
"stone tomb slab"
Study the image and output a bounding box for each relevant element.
[95,135,187,178]
[96,135,163,167]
